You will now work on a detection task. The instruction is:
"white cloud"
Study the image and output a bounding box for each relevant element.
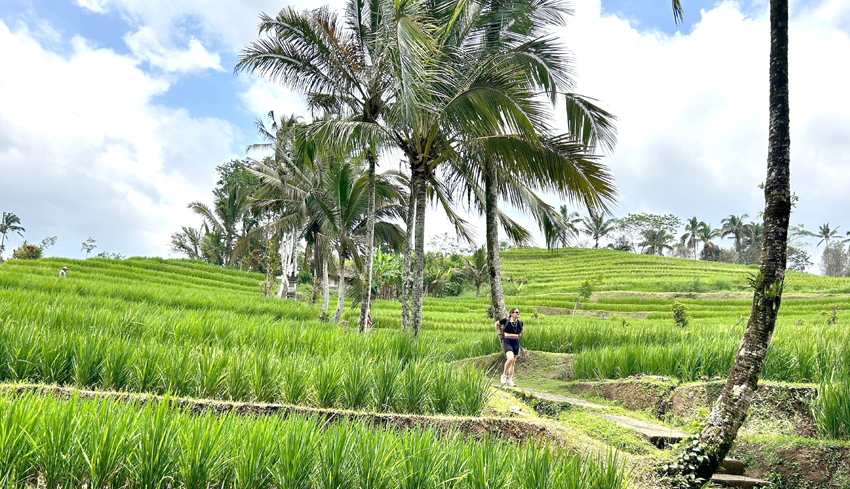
[0,20,237,258]
[74,0,348,52]
[237,76,308,121]
[125,27,223,73]
[537,0,850,263]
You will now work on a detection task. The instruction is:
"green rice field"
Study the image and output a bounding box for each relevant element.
[2,248,850,487]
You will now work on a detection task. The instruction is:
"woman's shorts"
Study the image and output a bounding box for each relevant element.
[501,337,520,356]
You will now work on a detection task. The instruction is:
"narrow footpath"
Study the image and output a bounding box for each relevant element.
[496,384,771,489]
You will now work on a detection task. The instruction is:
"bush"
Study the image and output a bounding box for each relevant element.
[671,301,690,328]
[297,268,312,284]
[11,241,43,260]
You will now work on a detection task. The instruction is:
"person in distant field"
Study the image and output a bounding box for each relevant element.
[494,307,523,387]
[59,266,68,278]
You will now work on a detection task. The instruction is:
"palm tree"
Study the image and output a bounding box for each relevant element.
[698,223,722,261]
[680,216,706,260]
[581,209,617,248]
[667,0,794,480]
[246,146,405,322]
[558,205,583,248]
[188,184,251,266]
[236,0,394,332]
[810,222,840,247]
[721,213,749,255]
[463,246,489,298]
[0,212,25,260]
[459,0,617,319]
[169,225,205,260]
[638,229,674,256]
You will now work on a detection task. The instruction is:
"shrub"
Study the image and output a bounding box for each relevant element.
[671,302,690,328]
[11,241,43,260]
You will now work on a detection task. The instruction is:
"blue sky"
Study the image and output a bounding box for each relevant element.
[1,0,849,269]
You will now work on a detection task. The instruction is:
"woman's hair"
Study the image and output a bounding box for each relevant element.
[508,307,519,316]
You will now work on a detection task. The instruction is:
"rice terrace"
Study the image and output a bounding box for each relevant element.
[1,0,849,486]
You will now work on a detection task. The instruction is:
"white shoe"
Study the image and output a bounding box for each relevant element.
[507,380,516,387]
[500,374,507,384]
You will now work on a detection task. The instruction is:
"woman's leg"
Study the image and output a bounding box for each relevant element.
[503,351,514,377]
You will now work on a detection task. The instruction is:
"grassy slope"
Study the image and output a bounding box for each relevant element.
[4,250,850,487]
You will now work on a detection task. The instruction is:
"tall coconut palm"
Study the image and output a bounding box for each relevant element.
[0,212,25,260]
[680,217,706,260]
[188,185,251,267]
[236,0,394,332]
[452,0,617,320]
[810,222,840,247]
[668,0,794,480]
[581,209,617,248]
[721,213,749,255]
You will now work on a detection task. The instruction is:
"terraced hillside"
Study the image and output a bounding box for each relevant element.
[2,250,849,488]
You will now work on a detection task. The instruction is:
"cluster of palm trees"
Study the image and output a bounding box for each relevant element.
[230,0,618,335]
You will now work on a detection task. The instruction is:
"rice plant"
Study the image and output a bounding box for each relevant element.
[431,364,457,414]
[282,355,312,406]
[374,358,400,412]
[342,355,372,411]
[33,398,80,489]
[176,412,230,489]
[232,416,279,489]
[271,415,317,489]
[316,423,356,489]
[313,355,344,408]
[454,368,492,416]
[402,359,433,414]
[133,398,177,489]
[814,373,850,440]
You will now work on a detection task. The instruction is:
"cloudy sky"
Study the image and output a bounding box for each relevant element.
[1,0,848,267]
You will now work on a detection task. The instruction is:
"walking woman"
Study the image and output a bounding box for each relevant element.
[494,307,523,387]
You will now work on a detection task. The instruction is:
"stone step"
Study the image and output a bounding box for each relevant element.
[710,473,771,488]
[718,458,745,476]
[593,413,689,448]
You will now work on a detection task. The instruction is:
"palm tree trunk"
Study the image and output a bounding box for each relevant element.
[484,158,507,320]
[685,0,791,481]
[358,149,377,333]
[288,236,298,298]
[333,248,346,323]
[321,257,330,314]
[411,167,428,337]
[277,233,292,299]
[401,173,416,331]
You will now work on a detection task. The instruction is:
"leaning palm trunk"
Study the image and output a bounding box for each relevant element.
[484,158,507,320]
[321,258,330,314]
[333,249,346,323]
[681,0,791,481]
[401,174,416,331]
[410,168,428,337]
[358,150,377,332]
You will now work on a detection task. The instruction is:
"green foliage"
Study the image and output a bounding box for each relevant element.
[814,375,850,440]
[671,301,690,328]
[10,241,42,260]
[578,280,594,302]
[821,303,840,325]
[661,435,710,489]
